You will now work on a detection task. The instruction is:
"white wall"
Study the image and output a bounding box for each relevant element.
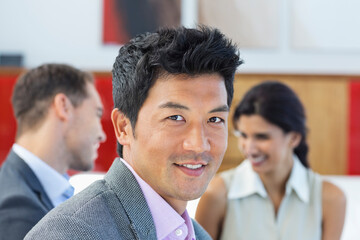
[0,0,118,71]
[1,0,360,74]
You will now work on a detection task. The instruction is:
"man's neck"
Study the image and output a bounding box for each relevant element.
[16,132,68,175]
[121,157,188,215]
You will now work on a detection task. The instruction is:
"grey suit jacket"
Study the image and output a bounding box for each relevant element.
[0,150,54,240]
[25,158,211,239]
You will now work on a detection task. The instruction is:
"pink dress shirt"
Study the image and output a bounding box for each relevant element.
[120,159,196,240]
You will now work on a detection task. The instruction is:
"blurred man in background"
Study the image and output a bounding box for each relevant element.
[0,63,106,240]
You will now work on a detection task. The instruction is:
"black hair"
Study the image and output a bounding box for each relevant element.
[233,81,309,168]
[112,26,242,157]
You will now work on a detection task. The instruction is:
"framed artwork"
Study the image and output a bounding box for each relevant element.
[103,0,181,44]
[198,0,280,48]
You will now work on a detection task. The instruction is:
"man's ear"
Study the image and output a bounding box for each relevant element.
[111,108,133,145]
[53,93,74,121]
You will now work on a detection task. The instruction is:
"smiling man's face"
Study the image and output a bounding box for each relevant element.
[123,73,229,210]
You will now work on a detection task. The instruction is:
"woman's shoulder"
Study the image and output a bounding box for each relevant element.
[203,174,228,202]
[322,180,346,207]
[321,180,347,239]
[306,167,346,204]
[195,174,228,239]
[305,169,346,205]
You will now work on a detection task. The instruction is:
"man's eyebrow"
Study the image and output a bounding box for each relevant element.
[209,105,229,113]
[159,102,229,113]
[159,102,189,110]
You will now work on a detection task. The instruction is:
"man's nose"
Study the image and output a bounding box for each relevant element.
[183,123,210,153]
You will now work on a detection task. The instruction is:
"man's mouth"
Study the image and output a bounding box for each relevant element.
[174,163,207,177]
[176,163,204,170]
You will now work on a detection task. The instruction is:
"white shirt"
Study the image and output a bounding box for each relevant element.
[220,155,323,240]
[12,144,73,207]
[227,156,310,202]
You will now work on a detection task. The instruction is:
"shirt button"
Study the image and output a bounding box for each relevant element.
[175,229,183,236]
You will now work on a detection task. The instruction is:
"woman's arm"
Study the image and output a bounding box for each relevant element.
[322,180,347,240]
[195,175,227,240]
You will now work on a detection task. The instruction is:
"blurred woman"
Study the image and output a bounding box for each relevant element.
[195,81,346,240]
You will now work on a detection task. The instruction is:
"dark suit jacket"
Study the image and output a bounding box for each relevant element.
[0,150,53,240]
[25,158,211,239]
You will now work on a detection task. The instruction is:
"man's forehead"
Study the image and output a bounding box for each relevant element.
[153,73,226,91]
[139,72,228,114]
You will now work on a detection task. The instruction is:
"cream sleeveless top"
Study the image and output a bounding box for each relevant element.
[220,156,322,240]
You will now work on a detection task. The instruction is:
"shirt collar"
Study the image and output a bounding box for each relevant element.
[285,155,310,203]
[228,155,309,203]
[12,144,72,206]
[228,159,267,199]
[120,158,195,240]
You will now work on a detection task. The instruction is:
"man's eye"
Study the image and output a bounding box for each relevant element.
[168,115,184,121]
[208,117,224,123]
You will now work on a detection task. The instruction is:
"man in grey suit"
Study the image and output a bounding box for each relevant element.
[0,64,106,240]
[26,26,242,239]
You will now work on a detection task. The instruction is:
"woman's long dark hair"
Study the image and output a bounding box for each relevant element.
[233,81,309,168]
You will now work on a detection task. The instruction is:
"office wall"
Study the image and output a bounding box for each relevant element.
[1,70,360,175]
[1,0,360,74]
[1,0,360,174]
[0,0,118,70]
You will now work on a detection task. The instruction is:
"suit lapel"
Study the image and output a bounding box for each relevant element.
[8,150,54,211]
[104,158,157,239]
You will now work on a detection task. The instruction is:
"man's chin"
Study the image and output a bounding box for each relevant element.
[177,187,207,201]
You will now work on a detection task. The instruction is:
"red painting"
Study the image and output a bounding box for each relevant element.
[103,0,181,44]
